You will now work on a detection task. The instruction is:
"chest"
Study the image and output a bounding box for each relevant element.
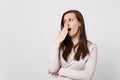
[59,49,89,70]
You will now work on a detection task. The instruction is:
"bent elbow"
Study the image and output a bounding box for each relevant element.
[48,66,60,74]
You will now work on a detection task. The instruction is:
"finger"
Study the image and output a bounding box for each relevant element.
[62,26,68,32]
[64,23,67,27]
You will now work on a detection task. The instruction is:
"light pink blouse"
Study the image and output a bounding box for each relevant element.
[48,41,97,80]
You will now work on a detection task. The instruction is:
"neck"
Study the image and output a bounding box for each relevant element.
[71,31,80,47]
[72,37,79,46]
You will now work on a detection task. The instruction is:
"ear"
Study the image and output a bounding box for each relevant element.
[78,22,81,27]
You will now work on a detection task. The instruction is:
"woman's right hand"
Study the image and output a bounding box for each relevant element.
[55,26,68,43]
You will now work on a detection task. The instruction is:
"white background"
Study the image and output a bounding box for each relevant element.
[0,0,120,80]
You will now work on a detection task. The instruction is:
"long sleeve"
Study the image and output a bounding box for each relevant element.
[48,73,73,80]
[48,42,61,74]
[58,44,97,80]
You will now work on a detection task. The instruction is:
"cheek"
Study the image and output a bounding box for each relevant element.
[72,26,79,33]
[71,22,79,33]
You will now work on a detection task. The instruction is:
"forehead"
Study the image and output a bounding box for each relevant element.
[64,13,76,19]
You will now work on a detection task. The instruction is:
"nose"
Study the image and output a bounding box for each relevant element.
[64,21,70,27]
[67,23,70,27]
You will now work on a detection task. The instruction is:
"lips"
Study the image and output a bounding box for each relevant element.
[68,28,71,31]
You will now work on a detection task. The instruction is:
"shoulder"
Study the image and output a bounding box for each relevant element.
[87,40,97,53]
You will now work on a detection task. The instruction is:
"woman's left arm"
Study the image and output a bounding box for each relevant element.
[58,44,97,80]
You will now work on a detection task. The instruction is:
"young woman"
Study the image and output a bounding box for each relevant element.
[48,10,97,80]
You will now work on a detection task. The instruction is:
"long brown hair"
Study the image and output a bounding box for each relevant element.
[59,10,89,61]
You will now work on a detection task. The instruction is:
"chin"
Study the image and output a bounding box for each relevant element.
[68,34,74,37]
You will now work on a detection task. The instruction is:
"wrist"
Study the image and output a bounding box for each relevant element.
[55,39,62,44]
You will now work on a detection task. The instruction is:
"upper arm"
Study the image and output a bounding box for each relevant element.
[48,42,61,73]
[84,44,97,77]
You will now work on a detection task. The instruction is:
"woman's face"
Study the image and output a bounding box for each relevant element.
[63,13,81,37]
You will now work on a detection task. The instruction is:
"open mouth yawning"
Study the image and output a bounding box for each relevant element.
[68,28,71,31]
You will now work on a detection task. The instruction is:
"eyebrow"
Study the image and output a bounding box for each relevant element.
[64,17,74,20]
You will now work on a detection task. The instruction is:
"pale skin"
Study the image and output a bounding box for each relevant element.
[48,12,81,75]
[56,13,81,47]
